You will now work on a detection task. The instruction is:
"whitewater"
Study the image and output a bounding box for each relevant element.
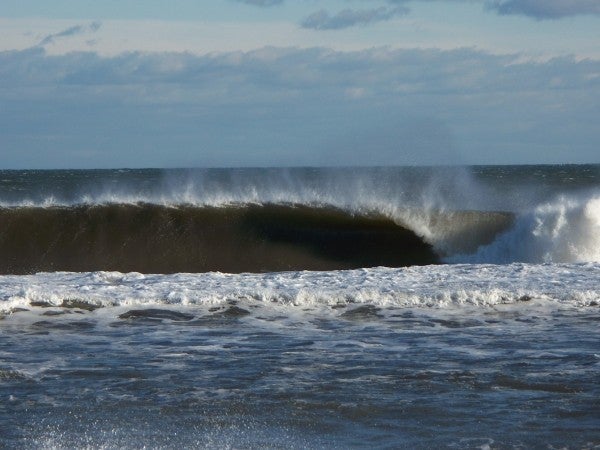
[0,166,599,448]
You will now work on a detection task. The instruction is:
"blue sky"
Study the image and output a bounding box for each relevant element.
[1,0,599,168]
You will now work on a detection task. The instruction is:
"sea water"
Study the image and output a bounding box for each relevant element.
[0,166,598,448]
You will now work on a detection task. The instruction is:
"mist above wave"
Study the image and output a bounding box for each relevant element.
[0,167,486,209]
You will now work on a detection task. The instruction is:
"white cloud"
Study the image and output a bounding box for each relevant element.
[396,0,600,19]
[230,0,600,20]
[1,46,598,167]
[1,14,598,60]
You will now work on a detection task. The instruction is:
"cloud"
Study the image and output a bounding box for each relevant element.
[485,0,600,19]
[231,0,600,21]
[232,0,284,6]
[3,46,598,105]
[301,6,409,30]
[38,22,101,47]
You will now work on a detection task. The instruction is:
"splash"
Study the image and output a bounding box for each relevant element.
[450,191,600,263]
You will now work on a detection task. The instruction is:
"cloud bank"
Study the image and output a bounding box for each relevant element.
[486,0,600,19]
[232,0,284,6]
[1,46,598,167]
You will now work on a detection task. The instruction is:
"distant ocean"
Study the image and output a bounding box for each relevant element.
[1,166,598,448]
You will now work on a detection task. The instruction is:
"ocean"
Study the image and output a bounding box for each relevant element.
[0,165,598,448]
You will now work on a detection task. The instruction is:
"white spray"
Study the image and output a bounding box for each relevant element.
[449,191,600,263]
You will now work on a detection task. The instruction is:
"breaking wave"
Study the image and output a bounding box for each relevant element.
[0,202,518,274]
[0,167,598,272]
[449,193,600,264]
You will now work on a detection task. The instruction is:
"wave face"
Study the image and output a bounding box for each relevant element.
[0,165,598,273]
[0,203,440,274]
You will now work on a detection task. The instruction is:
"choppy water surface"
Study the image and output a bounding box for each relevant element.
[0,264,599,448]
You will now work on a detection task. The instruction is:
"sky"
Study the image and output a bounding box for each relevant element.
[0,0,599,168]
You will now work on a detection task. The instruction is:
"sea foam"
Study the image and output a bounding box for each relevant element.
[449,192,600,263]
[1,263,598,315]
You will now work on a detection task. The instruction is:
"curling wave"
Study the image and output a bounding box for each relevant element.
[0,202,517,274]
[0,203,437,274]
[0,166,598,271]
